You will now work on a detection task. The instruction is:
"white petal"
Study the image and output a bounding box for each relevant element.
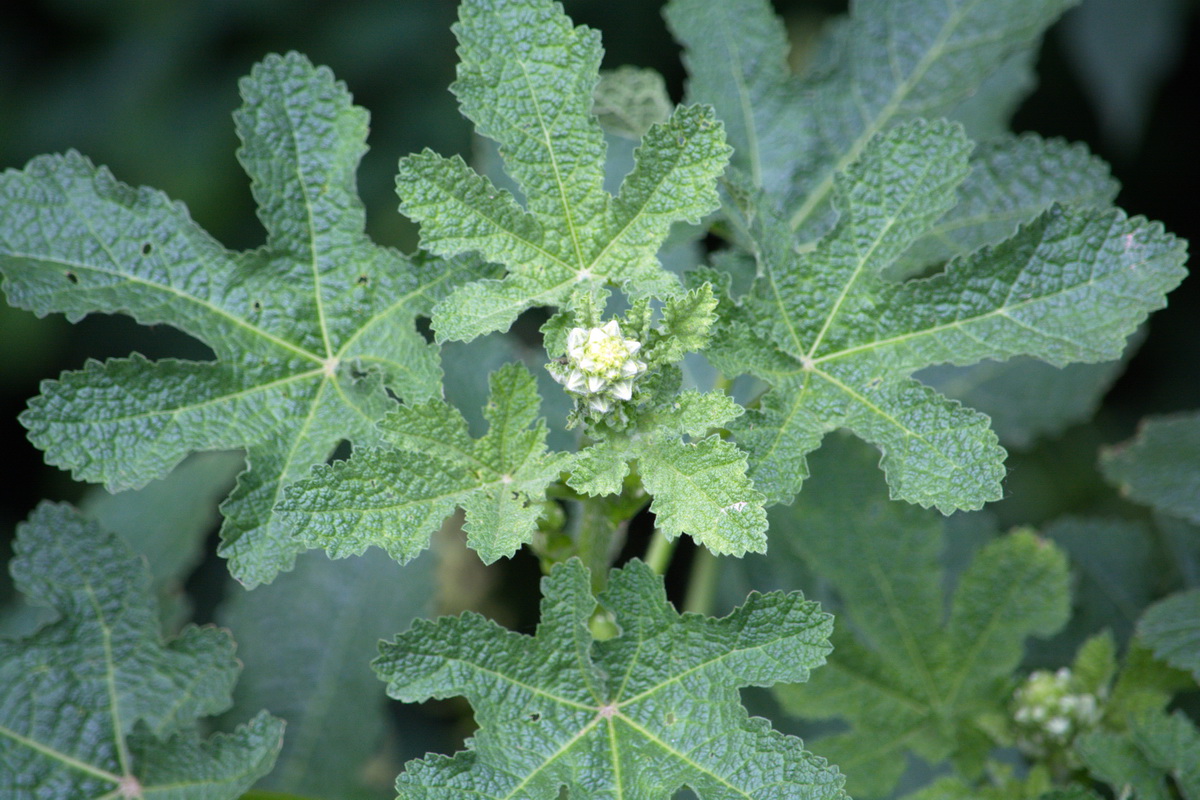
[601,320,621,337]
[565,369,588,393]
[624,339,641,355]
[586,375,607,393]
[611,381,633,400]
[588,396,610,413]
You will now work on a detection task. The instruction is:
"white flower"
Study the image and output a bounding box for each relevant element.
[1011,667,1104,758]
[550,320,647,416]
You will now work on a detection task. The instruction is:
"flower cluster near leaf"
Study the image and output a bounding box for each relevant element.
[1012,667,1103,758]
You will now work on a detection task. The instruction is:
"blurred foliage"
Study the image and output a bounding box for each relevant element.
[1,0,1198,796]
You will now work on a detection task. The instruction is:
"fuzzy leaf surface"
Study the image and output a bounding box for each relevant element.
[375,558,845,800]
[1079,711,1200,800]
[706,118,1186,511]
[1101,412,1200,523]
[0,503,282,799]
[568,389,768,556]
[668,0,1077,228]
[405,0,731,342]
[0,53,475,586]
[769,437,1070,798]
[281,363,570,564]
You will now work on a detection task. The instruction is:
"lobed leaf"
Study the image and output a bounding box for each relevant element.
[218,549,438,798]
[407,0,731,342]
[705,118,1186,512]
[280,363,570,565]
[1,53,479,586]
[375,558,845,800]
[769,437,1070,798]
[0,503,282,799]
[1137,589,1200,683]
[1101,411,1200,523]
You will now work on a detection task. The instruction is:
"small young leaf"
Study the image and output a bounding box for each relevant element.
[281,363,570,564]
[375,558,845,800]
[1101,412,1200,523]
[0,503,282,799]
[1,53,480,586]
[405,0,731,342]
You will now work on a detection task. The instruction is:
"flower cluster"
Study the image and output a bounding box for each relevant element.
[549,320,647,415]
[1011,667,1102,758]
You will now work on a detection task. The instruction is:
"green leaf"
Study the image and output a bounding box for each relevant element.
[1137,589,1200,683]
[281,363,570,565]
[707,118,1186,511]
[0,502,282,799]
[896,134,1120,276]
[1101,412,1200,523]
[564,385,767,556]
[0,452,242,640]
[919,354,1131,450]
[770,437,1070,798]
[1078,710,1200,800]
[668,0,1077,231]
[786,0,1077,234]
[218,548,437,799]
[666,0,808,199]
[405,0,731,342]
[637,434,768,556]
[592,67,674,139]
[375,558,845,800]
[0,53,478,586]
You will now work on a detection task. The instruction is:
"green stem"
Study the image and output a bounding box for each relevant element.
[682,547,720,615]
[643,528,677,576]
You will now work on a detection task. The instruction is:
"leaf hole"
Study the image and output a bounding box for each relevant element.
[356,274,369,286]
[65,271,79,284]
[665,712,676,725]
[252,300,263,312]
[528,712,541,722]
[141,242,153,256]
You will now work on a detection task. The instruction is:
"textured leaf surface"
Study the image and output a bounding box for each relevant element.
[1101,412,1200,523]
[1079,711,1200,800]
[406,0,731,341]
[0,503,282,799]
[1137,589,1200,683]
[375,558,845,800]
[896,134,1119,276]
[0,54,475,586]
[668,0,1077,230]
[567,389,768,556]
[919,354,1130,450]
[705,118,1186,511]
[769,437,1069,798]
[281,363,570,564]
[218,548,437,799]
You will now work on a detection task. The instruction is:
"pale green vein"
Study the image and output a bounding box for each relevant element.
[0,723,121,786]
[515,58,588,273]
[616,713,751,799]
[500,715,601,800]
[814,368,966,471]
[786,2,970,232]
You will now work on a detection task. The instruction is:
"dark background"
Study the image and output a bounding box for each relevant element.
[1,0,1198,597]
